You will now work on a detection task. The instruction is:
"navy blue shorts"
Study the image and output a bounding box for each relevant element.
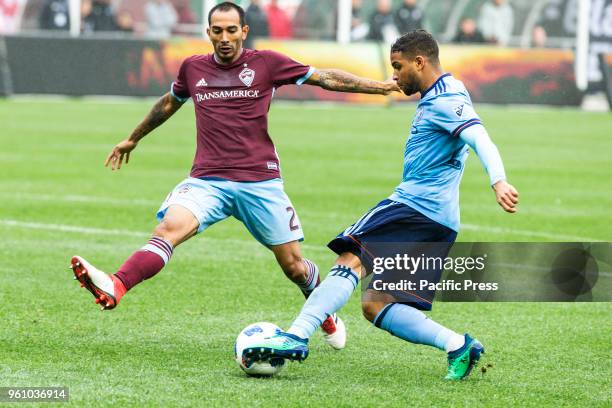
[328,199,457,255]
[328,199,457,310]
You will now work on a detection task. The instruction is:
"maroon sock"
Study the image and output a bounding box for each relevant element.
[114,250,166,290]
[300,259,320,299]
[305,275,321,299]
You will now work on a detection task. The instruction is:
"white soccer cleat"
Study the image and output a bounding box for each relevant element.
[321,314,346,350]
[70,255,124,310]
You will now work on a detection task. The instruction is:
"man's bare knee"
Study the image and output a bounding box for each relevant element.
[279,256,307,282]
[361,302,383,322]
[153,221,173,238]
[154,206,199,246]
[152,222,179,246]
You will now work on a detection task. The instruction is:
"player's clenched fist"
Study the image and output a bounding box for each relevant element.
[105,139,138,171]
[493,180,519,213]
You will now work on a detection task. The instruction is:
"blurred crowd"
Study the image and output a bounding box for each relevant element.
[25,0,197,38]
[247,0,551,48]
[11,0,552,48]
[351,0,547,47]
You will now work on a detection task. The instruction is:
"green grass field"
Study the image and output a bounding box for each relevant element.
[1,98,611,407]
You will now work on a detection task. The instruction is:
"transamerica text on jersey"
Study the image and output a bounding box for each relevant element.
[195,89,261,102]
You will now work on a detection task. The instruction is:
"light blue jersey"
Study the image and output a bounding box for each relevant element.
[389,73,482,232]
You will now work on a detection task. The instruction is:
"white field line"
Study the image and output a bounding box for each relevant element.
[459,224,601,242]
[2,219,610,277]
[0,219,328,253]
[0,192,604,242]
[0,217,603,251]
[1,192,159,206]
[0,219,149,238]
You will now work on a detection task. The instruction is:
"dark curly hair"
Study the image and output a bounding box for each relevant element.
[391,30,440,65]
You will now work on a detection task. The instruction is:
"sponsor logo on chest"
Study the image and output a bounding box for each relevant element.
[195,89,261,102]
[194,65,260,103]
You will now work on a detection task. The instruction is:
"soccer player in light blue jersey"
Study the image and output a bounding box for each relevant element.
[244,30,519,380]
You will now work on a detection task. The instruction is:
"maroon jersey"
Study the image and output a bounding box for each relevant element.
[171,49,313,181]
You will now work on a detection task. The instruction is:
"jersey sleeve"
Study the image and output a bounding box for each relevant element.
[460,124,507,185]
[429,95,482,137]
[170,58,191,103]
[261,50,315,87]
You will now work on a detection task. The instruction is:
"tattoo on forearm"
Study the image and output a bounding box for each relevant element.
[317,69,388,94]
[130,94,180,141]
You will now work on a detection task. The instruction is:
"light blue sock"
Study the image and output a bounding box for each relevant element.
[287,265,359,339]
[373,303,464,352]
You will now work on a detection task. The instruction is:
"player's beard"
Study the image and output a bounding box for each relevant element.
[401,81,420,96]
[400,72,420,96]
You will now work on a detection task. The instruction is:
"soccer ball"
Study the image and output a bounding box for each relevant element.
[234,322,285,377]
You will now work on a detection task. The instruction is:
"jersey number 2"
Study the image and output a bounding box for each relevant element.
[286,207,300,231]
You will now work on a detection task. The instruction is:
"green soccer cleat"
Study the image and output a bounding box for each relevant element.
[242,332,309,363]
[445,333,485,380]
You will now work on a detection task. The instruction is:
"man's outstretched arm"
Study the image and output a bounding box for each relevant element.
[105,92,185,170]
[459,124,519,213]
[304,69,400,95]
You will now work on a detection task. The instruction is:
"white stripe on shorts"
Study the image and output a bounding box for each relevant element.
[343,202,398,236]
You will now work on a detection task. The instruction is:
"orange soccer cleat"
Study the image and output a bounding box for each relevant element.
[70,256,126,310]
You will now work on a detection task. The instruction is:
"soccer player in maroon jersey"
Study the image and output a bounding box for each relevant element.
[70,1,398,349]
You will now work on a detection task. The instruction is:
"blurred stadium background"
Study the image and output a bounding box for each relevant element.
[0,0,611,108]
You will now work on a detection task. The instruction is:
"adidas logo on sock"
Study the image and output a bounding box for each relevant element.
[196,78,208,87]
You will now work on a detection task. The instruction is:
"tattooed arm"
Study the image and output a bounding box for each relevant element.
[304,69,400,95]
[105,93,185,170]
